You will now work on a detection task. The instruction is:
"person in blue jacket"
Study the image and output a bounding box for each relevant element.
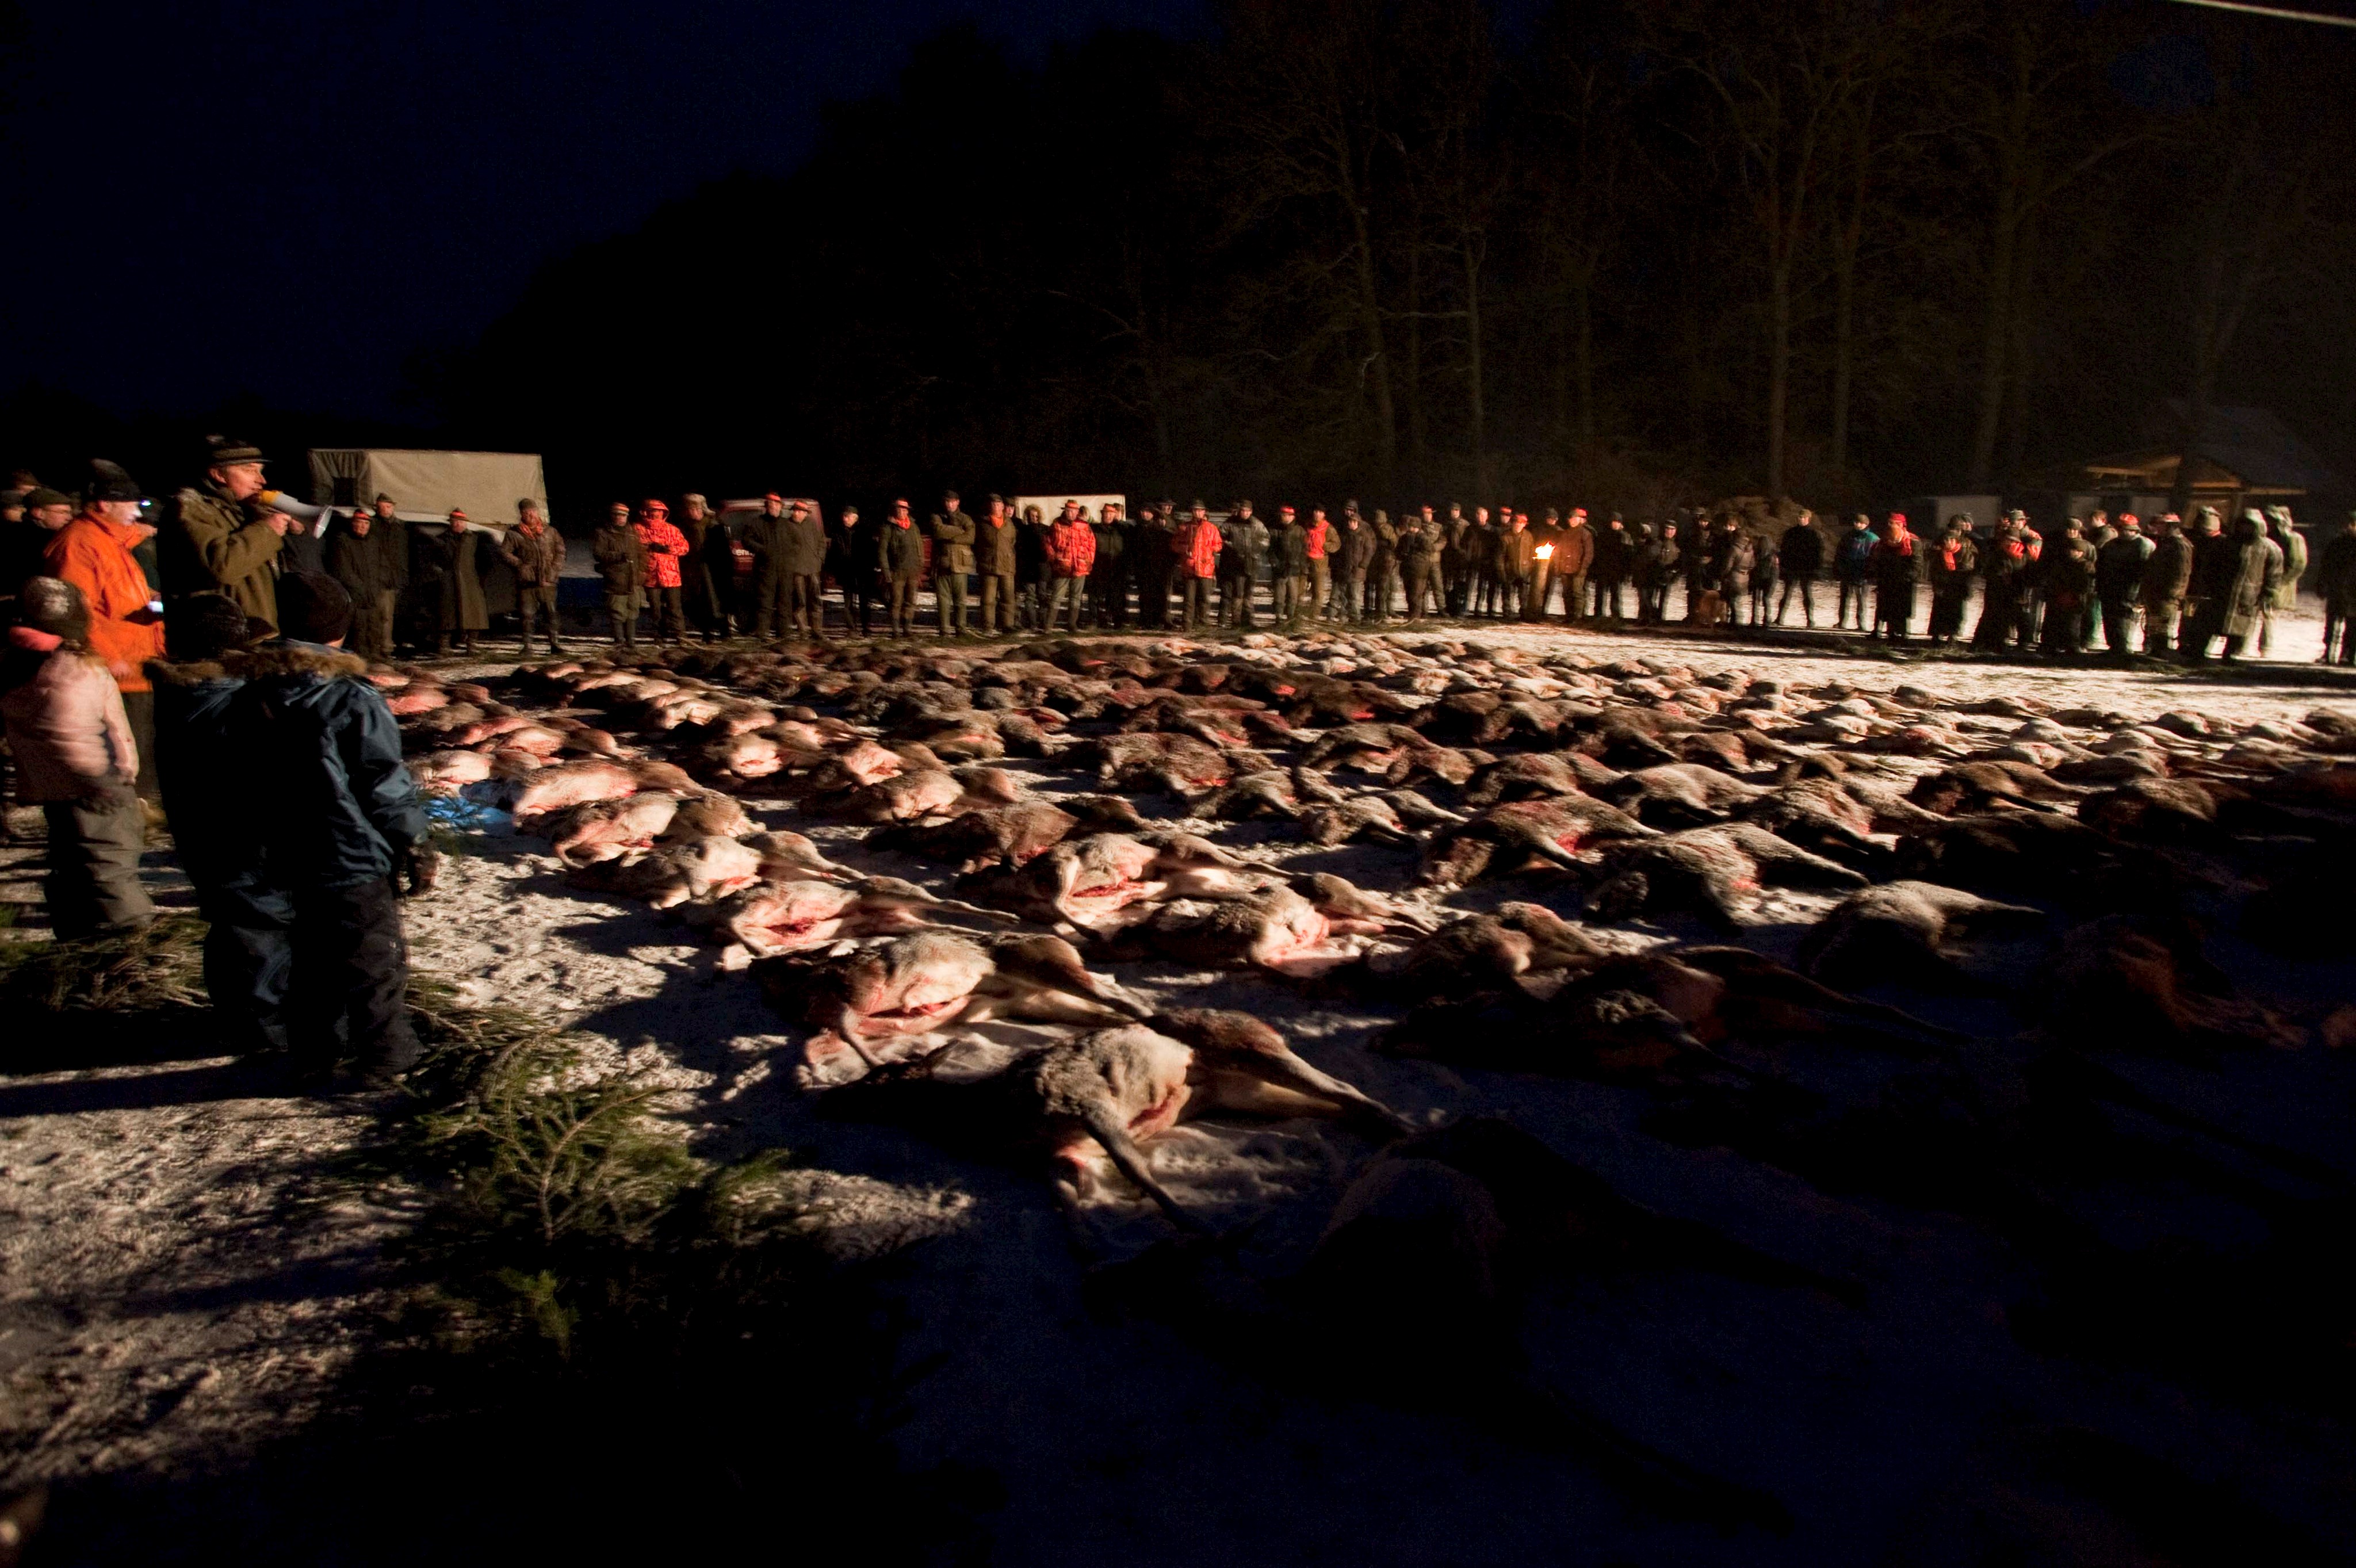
[151,595,291,1055]
[200,572,435,1086]
[1834,513,1880,630]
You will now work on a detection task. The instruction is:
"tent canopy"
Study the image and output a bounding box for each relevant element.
[1013,494,1127,522]
[2078,449,2305,500]
[309,449,548,533]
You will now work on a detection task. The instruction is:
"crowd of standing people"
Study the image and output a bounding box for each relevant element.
[3,438,435,1088]
[13,462,2350,675]
[564,490,2354,669]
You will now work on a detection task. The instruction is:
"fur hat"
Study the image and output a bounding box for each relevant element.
[276,571,353,645]
[17,576,90,641]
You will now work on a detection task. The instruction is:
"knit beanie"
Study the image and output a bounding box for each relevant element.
[277,571,353,645]
[18,576,90,640]
[168,595,260,661]
[86,460,143,503]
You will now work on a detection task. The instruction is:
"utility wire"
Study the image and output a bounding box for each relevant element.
[2157,0,2356,25]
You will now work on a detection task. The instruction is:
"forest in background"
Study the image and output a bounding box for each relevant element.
[11,0,2356,524]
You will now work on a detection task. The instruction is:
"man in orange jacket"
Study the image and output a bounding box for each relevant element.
[1043,500,1097,633]
[634,499,691,648]
[1172,500,1223,632]
[48,461,168,796]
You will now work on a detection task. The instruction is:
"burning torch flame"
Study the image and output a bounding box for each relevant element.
[1534,543,1555,560]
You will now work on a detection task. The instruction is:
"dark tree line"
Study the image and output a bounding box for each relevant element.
[424,0,2356,523]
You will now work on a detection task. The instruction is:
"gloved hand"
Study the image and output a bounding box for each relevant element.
[399,841,441,897]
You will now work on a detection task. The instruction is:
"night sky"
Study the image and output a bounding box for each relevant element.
[0,0,1204,419]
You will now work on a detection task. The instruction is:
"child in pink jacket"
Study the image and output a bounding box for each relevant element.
[1,577,152,938]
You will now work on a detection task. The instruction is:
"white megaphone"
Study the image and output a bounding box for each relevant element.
[257,489,334,523]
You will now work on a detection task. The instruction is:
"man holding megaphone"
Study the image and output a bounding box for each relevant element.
[164,434,287,631]
[259,488,332,576]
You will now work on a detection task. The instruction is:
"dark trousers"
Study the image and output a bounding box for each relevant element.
[788,574,824,637]
[1136,569,1174,628]
[1402,565,1432,618]
[836,570,877,634]
[353,591,397,661]
[606,592,638,647]
[884,573,919,634]
[751,573,790,637]
[1444,565,1468,615]
[292,877,414,1074]
[1929,587,1968,641]
[2040,595,2085,653]
[1343,571,1370,621]
[517,586,563,650]
[1219,574,1255,628]
[1180,576,1214,629]
[1775,574,1814,626]
[978,573,1018,634]
[687,564,728,640]
[2181,603,2223,660]
[2321,607,2353,664]
[1873,582,1915,637]
[1555,569,1586,622]
[936,573,970,634]
[1972,585,2018,648]
[197,884,296,1054]
[121,688,159,799]
[41,786,152,940]
[1089,565,1129,628]
[393,584,433,655]
[2143,598,2180,656]
[211,878,415,1074]
[1047,575,1087,632]
[1592,578,1627,619]
[649,584,686,644]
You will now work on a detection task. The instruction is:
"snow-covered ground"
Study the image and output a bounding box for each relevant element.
[5,614,2355,1563]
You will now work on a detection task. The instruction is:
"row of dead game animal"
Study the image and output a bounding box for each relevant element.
[387,634,2354,1249]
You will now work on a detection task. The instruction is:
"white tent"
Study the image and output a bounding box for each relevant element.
[309,449,550,618]
[1013,494,1127,523]
[308,449,548,534]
